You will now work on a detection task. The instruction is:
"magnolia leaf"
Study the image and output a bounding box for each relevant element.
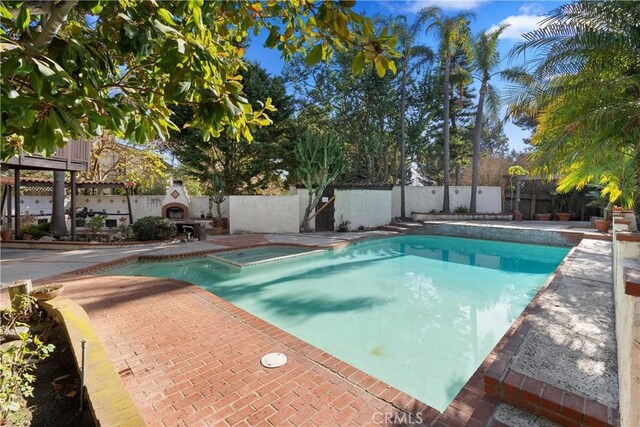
[29,72,43,96]
[153,19,178,35]
[17,5,29,32]
[352,51,365,75]
[374,57,385,78]
[32,59,55,77]
[157,8,175,26]
[0,4,12,19]
[306,44,324,66]
[387,59,397,75]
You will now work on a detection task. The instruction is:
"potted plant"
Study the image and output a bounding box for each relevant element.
[593,208,612,232]
[586,186,612,232]
[30,284,64,301]
[337,216,350,232]
[552,192,572,221]
[1,223,12,240]
[534,213,552,221]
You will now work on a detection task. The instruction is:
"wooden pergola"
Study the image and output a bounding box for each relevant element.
[1,140,92,240]
[1,177,135,240]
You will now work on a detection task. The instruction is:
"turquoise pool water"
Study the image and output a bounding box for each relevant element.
[213,246,312,264]
[104,235,569,411]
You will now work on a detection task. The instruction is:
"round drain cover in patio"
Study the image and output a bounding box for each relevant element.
[261,352,287,368]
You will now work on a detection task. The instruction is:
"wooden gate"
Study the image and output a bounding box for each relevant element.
[314,188,335,231]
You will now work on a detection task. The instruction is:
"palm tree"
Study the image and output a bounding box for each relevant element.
[507,1,640,208]
[417,7,474,213]
[393,16,434,219]
[469,24,508,212]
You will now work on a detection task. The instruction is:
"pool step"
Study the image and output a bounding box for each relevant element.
[378,222,423,233]
[485,370,618,427]
[378,225,408,233]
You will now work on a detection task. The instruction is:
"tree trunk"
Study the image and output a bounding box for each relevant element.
[455,165,461,186]
[300,188,322,232]
[50,170,68,236]
[442,56,451,213]
[399,59,408,219]
[470,80,487,213]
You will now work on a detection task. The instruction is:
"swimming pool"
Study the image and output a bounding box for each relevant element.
[104,235,569,411]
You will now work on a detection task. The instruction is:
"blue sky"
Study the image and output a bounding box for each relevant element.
[245,0,567,152]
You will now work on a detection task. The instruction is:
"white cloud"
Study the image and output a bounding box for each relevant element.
[518,3,543,15]
[381,0,491,14]
[489,13,548,40]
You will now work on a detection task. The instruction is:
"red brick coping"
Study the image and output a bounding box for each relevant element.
[624,266,640,297]
[483,247,620,427]
[25,235,594,426]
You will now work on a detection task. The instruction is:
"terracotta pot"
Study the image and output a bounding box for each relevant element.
[1,230,12,240]
[535,213,552,221]
[555,212,572,221]
[211,227,225,235]
[512,212,524,221]
[594,219,611,232]
[30,284,64,301]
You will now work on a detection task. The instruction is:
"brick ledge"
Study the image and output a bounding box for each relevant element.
[39,298,145,427]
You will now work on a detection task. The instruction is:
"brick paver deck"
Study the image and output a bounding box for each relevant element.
[54,275,425,426]
[48,273,506,426]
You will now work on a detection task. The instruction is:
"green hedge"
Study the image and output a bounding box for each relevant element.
[132,216,177,241]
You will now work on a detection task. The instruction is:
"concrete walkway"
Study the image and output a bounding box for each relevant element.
[510,239,618,408]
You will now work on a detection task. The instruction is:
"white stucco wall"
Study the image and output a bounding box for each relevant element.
[612,233,640,427]
[229,195,300,234]
[17,195,54,217]
[334,189,392,230]
[391,186,502,217]
[189,196,230,219]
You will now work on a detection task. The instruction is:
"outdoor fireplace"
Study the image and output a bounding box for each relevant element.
[161,180,190,220]
[165,206,186,219]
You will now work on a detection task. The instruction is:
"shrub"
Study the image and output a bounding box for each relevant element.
[1,295,55,422]
[454,205,470,214]
[22,222,50,239]
[86,215,106,240]
[132,216,177,241]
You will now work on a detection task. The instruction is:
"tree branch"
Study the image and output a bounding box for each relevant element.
[28,0,79,53]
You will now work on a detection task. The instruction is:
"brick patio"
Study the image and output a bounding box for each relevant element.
[46,273,506,426]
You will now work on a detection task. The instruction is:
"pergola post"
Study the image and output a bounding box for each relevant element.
[125,187,133,225]
[14,168,20,238]
[7,184,11,227]
[70,171,77,240]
